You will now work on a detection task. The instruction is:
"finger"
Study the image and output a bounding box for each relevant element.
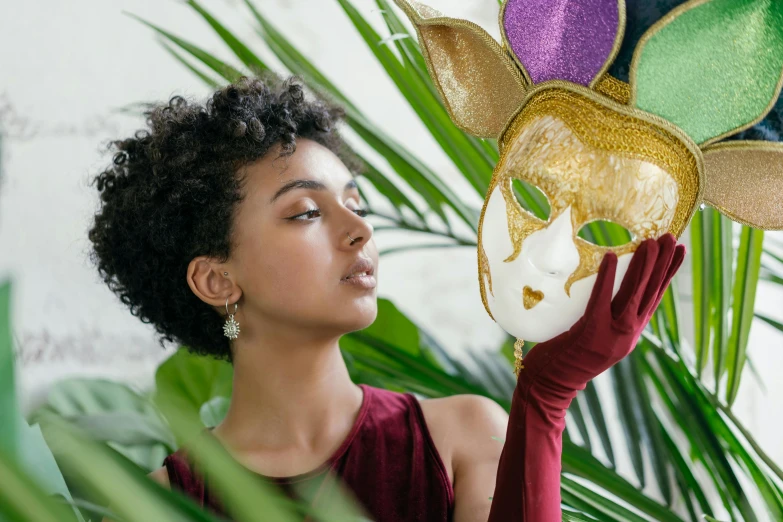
[638,234,677,315]
[610,240,649,314]
[611,238,657,319]
[651,243,686,308]
[585,251,618,315]
[623,238,660,317]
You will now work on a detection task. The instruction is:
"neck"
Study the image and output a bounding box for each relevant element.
[213,325,362,454]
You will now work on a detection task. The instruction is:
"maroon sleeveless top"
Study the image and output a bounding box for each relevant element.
[162,384,454,521]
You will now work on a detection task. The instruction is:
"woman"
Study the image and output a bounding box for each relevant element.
[90,75,682,521]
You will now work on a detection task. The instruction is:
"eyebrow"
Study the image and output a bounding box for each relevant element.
[270,178,358,204]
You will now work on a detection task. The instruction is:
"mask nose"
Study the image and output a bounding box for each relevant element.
[522,207,580,277]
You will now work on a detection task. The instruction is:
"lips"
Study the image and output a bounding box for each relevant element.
[341,256,375,281]
[522,286,544,310]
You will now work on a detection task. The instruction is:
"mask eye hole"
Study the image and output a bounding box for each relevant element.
[511,178,551,221]
[577,220,634,247]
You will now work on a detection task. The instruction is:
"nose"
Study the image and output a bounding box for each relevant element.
[341,206,374,249]
[522,206,580,276]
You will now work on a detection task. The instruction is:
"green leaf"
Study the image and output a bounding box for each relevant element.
[690,209,713,376]
[199,396,230,427]
[582,380,616,468]
[29,378,175,471]
[611,358,646,488]
[726,227,764,405]
[0,448,75,522]
[561,474,652,521]
[562,441,684,521]
[711,212,733,387]
[643,340,769,520]
[38,414,222,522]
[159,40,221,88]
[153,349,233,436]
[628,352,673,507]
[186,0,268,75]
[0,281,16,459]
[567,394,593,452]
[13,418,84,521]
[755,312,783,333]
[126,12,244,82]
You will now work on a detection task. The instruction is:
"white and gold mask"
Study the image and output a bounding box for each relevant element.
[478,86,700,341]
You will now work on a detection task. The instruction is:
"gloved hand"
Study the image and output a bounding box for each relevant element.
[487,233,686,521]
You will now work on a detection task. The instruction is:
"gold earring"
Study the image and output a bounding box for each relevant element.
[223,296,240,340]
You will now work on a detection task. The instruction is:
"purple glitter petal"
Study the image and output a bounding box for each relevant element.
[503,0,620,86]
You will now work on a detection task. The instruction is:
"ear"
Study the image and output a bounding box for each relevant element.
[702,140,783,230]
[186,256,241,308]
[630,0,783,146]
[393,0,528,138]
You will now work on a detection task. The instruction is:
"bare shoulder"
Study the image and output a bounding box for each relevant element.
[419,395,509,521]
[418,395,508,478]
[148,465,171,489]
[419,394,508,440]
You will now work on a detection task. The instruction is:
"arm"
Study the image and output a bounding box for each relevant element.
[422,394,509,522]
[487,234,685,521]
[450,396,509,522]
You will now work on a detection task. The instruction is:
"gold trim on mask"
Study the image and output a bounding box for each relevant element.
[498,84,702,239]
[594,74,632,104]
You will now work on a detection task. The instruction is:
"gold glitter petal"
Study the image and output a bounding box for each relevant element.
[394,0,528,138]
[702,140,783,230]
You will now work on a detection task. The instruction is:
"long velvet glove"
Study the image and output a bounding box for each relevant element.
[487,233,686,521]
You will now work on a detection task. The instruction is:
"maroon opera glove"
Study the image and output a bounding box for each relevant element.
[487,233,685,522]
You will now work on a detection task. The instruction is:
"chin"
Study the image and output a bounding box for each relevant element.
[341,300,379,332]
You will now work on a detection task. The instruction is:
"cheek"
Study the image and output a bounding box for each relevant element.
[236,234,332,300]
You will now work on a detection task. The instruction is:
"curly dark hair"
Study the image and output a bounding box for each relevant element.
[88,75,362,362]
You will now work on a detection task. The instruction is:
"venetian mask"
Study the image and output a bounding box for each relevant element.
[396,0,783,343]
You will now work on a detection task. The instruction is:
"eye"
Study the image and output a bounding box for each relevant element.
[577,220,634,247]
[288,207,371,221]
[511,178,551,221]
[289,208,321,220]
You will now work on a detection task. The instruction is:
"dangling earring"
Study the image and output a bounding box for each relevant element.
[513,338,525,376]
[223,296,240,340]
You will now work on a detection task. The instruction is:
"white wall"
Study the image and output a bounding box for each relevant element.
[1,0,781,512]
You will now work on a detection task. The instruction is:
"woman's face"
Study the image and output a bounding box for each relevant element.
[227,138,378,337]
